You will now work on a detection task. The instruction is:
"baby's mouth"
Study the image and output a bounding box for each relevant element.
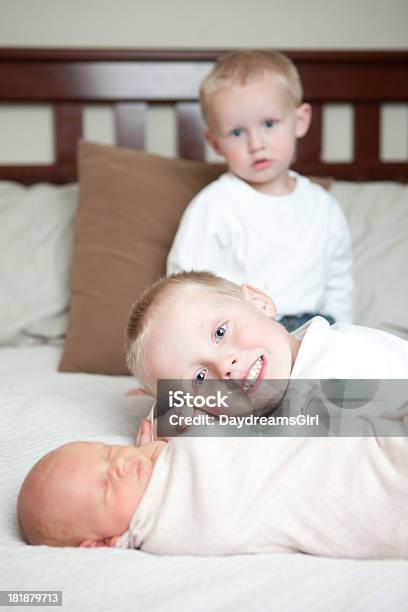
[242,355,264,393]
[131,459,142,478]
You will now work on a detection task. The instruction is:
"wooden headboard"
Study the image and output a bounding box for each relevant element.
[0,48,407,184]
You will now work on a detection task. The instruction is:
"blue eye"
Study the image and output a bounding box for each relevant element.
[265,119,275,128]
[195,369,206,385]
[215,323,227,343]
[230,128,242,137]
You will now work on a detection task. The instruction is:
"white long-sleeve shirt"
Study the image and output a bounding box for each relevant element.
[291,316,408,379]
[167,172,353,322]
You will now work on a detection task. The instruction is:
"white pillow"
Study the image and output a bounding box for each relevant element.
[332,181,408,340]
[0,181,78,345]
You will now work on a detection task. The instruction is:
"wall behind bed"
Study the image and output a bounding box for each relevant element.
[1,0,407,162]
[1,0,407,48]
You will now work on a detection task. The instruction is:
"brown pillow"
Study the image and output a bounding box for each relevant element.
[59,141,225,375]
[59,140,333,375]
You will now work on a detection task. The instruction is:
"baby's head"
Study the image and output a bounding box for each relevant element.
[17,440,165,547]
[199,50,311,192]
[126,271,300,396]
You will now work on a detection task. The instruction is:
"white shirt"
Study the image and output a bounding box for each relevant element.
[291,316,408,379]
[167,172,353,322]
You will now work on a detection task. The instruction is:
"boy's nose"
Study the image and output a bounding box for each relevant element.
[217,355,240,380]
[247,130,264,152]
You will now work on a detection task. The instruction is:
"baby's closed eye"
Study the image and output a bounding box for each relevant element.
[103,478,110,498]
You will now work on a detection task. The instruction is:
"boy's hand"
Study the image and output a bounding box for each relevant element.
[136,418,154,446]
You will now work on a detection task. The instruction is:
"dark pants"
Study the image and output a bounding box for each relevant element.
[279,312,335,333]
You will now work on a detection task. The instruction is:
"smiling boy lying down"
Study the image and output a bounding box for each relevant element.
[128,270,408,442]
[17,271,408,557]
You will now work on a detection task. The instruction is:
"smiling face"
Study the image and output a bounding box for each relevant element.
[143,284,300,402]
[18,440,165,547]
[205,73,311,196]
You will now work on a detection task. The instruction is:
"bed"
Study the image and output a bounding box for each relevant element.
[1,48,408,612]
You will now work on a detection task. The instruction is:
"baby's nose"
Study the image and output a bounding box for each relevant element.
[111,454,132,478]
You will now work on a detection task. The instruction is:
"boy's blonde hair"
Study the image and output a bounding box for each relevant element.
[200,50,303,125]
[126,271,242,392]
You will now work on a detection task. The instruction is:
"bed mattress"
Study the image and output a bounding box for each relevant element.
[1,346,408,612]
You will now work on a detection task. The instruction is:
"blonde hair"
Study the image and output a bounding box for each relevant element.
[200,50,303,125]
[126,271,243,392]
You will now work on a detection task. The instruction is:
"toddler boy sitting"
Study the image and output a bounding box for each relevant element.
[167,50,353,331]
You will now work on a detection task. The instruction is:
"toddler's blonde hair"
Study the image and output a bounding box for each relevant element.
[126,271,243,393]
[200,50,303,125]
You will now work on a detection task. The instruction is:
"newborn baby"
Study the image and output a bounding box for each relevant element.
[18,436,408,558]
[17,440,165,547]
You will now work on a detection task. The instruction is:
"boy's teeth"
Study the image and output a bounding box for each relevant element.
[243,356,263,392]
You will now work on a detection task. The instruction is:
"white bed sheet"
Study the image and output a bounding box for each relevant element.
[1,346,408,612]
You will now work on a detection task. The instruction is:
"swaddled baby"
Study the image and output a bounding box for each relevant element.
[18,436,408,558]
[17,440,166,548]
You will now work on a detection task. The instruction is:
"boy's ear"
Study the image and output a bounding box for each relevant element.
[294,102,312,139]
[204,129,222,155]
[79,536,119,548]
[241,284,277,318]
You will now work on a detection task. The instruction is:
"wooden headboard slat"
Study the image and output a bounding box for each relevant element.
[354,103,380,164]
[115,102,146,149]
[54,104,83,167]
[176,102,205,161]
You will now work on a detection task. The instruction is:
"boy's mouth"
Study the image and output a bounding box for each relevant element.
[242,355,264,393]
[252,159,271,171]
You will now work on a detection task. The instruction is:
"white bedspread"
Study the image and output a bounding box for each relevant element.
[1,346,408,612]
